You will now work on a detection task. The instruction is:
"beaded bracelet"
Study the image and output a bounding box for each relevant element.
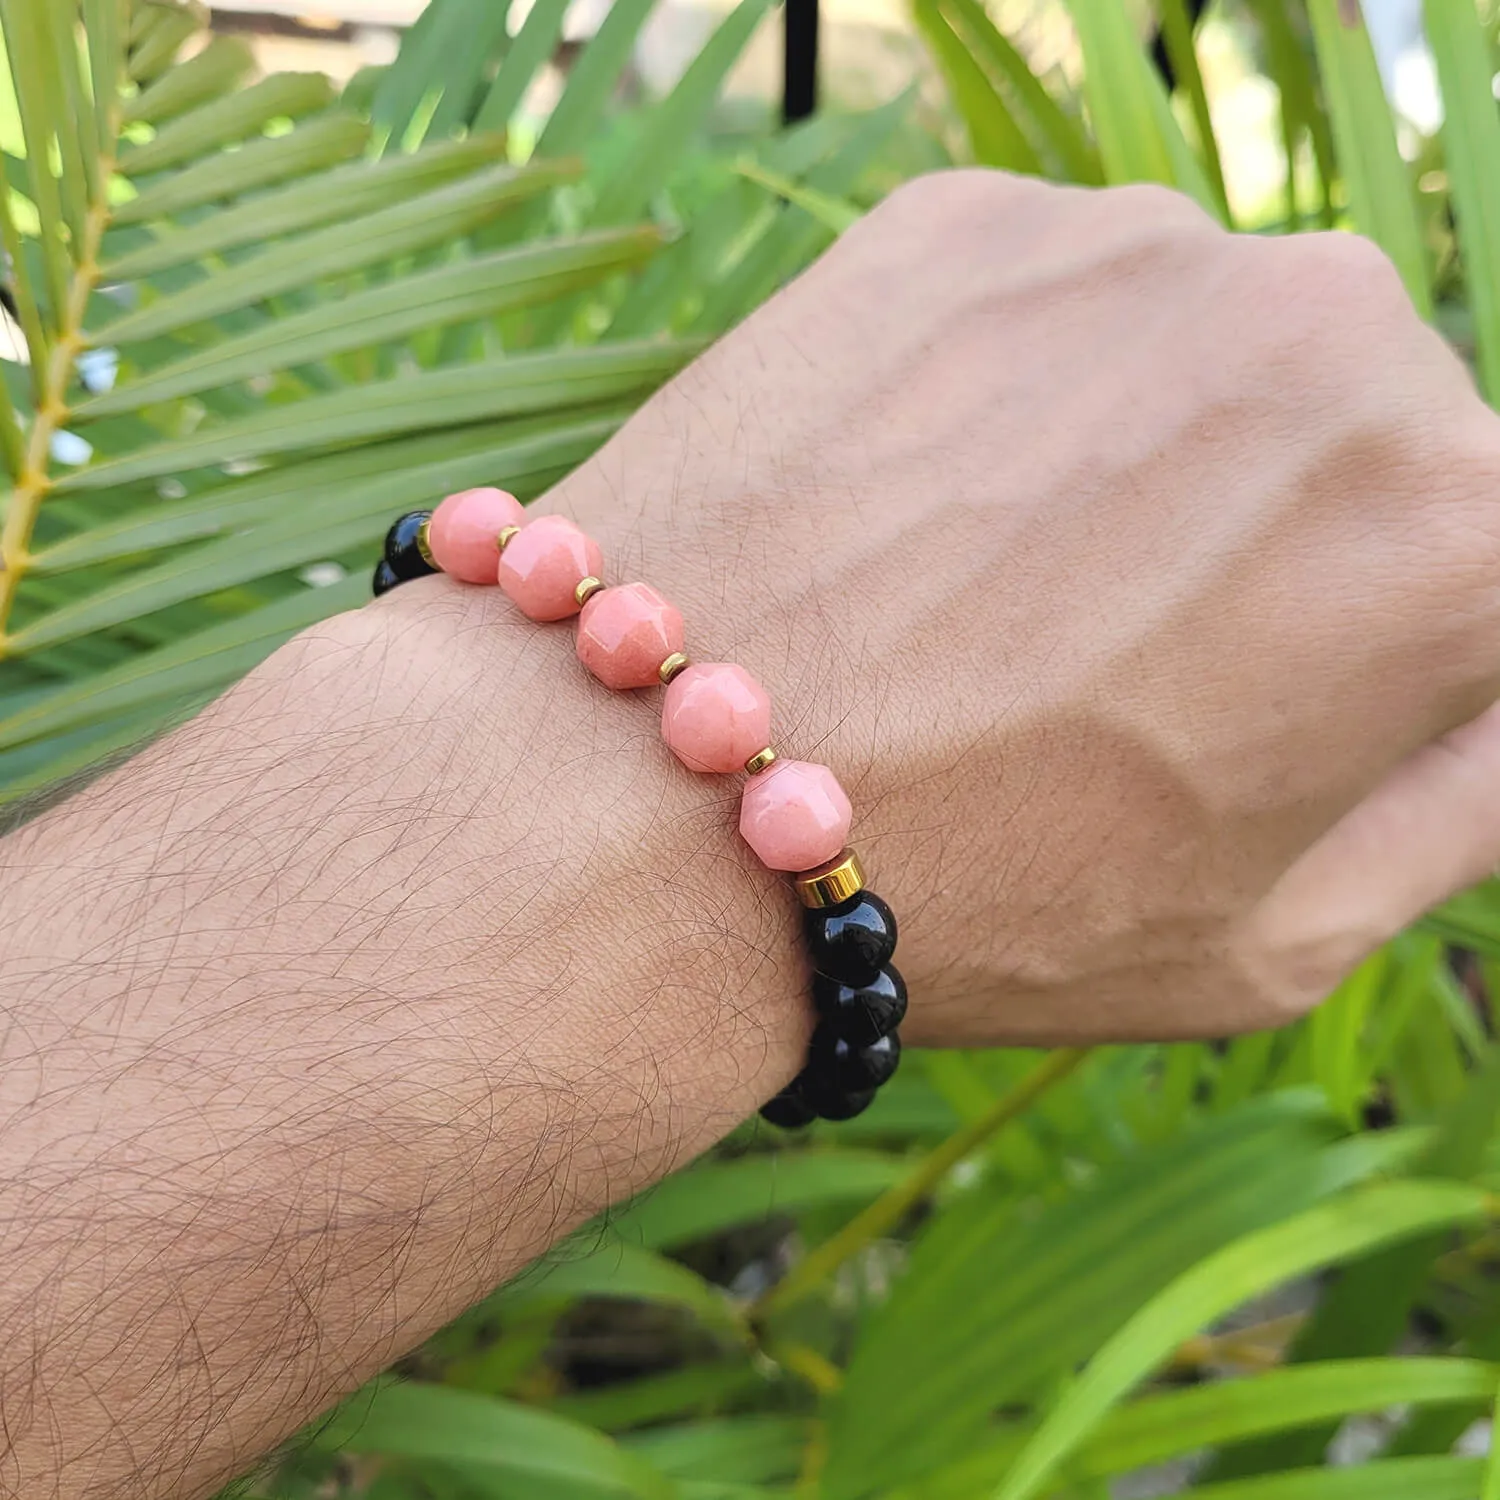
[374,487,906,1125]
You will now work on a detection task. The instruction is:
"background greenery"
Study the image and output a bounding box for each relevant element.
[8,1,1500,1496]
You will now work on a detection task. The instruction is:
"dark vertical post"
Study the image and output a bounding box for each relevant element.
[783,0,818,124]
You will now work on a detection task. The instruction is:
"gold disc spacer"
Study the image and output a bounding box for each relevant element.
[496,525,521,552]
[416,516,436,568]
[744,747,777,776]
[795,850,866,909]
[658,652,690,685]
[575,576,605,607]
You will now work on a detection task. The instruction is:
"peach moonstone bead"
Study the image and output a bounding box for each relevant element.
[577,583,684,690]
[427,486,526,583]
[662,663,772,773]
[739,759,852,872]
[498,514,603,621]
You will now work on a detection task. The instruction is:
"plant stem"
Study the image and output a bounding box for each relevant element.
[754,1047,1090,1321]
[0,181,109,651]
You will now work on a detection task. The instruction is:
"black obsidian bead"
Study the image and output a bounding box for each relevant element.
[801,1076,878,1122]
[812,964,907,1046]
[372,558,402,596]
[808,1028,902,1093]
[760,1088,817,1129]
[804,891,897,987]
[384,509,437,582]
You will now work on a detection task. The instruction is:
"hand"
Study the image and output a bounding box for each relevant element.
[10,169,1500,1500]
[546,168,1500,1044]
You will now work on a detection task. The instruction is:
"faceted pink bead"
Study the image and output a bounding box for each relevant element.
[739,759,852,872]
[427,486,526,584]
[661,663,772,774]
[497,514,603,621]
[577,583,684,690]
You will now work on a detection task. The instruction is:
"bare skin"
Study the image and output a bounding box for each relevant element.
[5,170,1500,1497]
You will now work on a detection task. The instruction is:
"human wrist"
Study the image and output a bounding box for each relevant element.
[284,579,812,1177]
[0,588,808,1500]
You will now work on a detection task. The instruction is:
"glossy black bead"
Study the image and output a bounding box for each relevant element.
[372,558,402,596]
[759,1088,817,1129]
[383,510,437,582]
[808,1027,902,1093]
[812,963,907,1046]
[804,891,897,986]
[801,1075,877,1122]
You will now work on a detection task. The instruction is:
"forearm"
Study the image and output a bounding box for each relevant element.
[0,581,805,1499]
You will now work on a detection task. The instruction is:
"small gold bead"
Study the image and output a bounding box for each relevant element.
[415,516,436,568]
[658,651,690,685]
[744,747,777,776]
[575,576,605,607]
[795,850,866,910]
[496,525,521,552]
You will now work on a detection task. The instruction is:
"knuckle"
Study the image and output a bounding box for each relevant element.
[875,166,1056,230]
[1092,180,1214,233]
[1269,229,1413,317]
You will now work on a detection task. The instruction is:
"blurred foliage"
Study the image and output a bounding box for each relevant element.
[10,1,1500,1498]
[0,0,911,802]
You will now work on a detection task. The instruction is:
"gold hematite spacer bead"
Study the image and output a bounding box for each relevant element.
[744,746,777,776]
[575,576,605,607]
[658,651,690,685]
[496,525,521,552]
[416,517,436,568]
[795,850,866,910]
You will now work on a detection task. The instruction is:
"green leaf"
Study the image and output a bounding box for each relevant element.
[34,0,93,230]
[472,0,571,134]
[1186,1457,1484,1500]
[84,0,125,161]
[79,229,661,416]
[111,112,371,226]
[821,1095,1408,1500]
[372,0,512,149]
[1306,0,1432,315]
[0,574,370,757]
[908,1359,1500,1498]
[61,339,689,491]
[1086,1358,1497,1477]
[912,0,1042,174]
[490,1238,746,1341]
[1245,0,1337,227]
[314,1381,673,1500]
[123,33,255,126]
[1157,0,1232,221]
[1424,882,1500,956]
[0,0,72,318]
[534,0,657,159]
[95,160,577,345]
[591,0,778,225]
[9,412,624,657]
[118,72,337,177]
[687,90,909,338]
[606,1150,910,1251]
[28,420,605,576]
[127,1,196,83]
[993,1181,1491,1500]
[734,159,860,233]
[104,134,510,280]
[0,150,48,381]
[940,0,1102,183]
[1063,0,1220,215]
[1425,0,1500,401]
[551,1362,771,1433]
[622,1417,808,1485]
[1208,1038,1500,1481]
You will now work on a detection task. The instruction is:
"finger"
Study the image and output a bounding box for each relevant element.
[1250,697,1500,998]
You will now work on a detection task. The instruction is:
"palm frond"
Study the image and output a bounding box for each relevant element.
[0,0,904,803]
